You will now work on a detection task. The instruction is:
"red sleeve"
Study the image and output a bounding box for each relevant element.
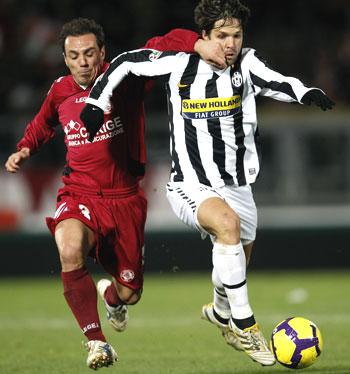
[142,28,199,92]
[17,83,59,154]
[143,28,199,52]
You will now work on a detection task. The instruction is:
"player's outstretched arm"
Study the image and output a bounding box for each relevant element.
[301,89,335,111]
[5,147,30,173]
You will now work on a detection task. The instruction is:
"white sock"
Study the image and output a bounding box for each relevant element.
[212,241,253,320]
[211,268,231,319]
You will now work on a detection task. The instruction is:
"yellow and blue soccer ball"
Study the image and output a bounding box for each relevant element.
[270,317,323,369]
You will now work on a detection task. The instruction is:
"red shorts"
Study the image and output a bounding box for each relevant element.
[46,184,147,290]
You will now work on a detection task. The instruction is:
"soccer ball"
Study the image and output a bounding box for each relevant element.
[270,317,323,369]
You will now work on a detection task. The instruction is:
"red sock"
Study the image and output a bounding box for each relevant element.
[61,267,106,342]
[104,282,123,307]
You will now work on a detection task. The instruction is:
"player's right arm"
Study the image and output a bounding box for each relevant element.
[144,28,226,69]
[4,80,60,173]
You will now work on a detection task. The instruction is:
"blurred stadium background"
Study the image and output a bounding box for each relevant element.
[0,0,349,273]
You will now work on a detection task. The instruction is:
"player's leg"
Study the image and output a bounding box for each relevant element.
[166,184,242,348]
[166,182,274,364]
[55,218,94,272]
[97,191,146,332]
[202,241,253,349]
[197,197,275,366]
[100,277,141,305]
[55,218,117,369]
[197,197,255,325]
[205,238,253,321]
[55,218,105,340]
[97,278,141,332]
[166,185,234,316]
[201,267,244,351]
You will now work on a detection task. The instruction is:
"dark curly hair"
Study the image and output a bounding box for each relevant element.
[194,0,250,33]
[59,18,105,54]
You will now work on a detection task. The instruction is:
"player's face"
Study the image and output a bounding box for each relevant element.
[63,33,105,87]
[203,18,243,66]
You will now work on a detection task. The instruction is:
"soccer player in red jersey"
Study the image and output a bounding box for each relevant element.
[4,18,226,370]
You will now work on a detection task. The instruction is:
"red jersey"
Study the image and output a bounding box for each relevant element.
[17,29,198,191]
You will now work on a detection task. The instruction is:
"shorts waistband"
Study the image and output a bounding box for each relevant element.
[64,183,139,198]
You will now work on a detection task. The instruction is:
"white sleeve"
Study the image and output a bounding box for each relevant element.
[246,50,315,103]
[86,49,184,111]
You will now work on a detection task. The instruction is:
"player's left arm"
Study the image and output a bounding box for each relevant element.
[81,49,180,140]
[300,88,335,111]
[248,50,335,110]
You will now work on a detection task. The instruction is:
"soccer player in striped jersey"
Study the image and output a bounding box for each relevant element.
[4,18,227,370]
[81,0,334,367]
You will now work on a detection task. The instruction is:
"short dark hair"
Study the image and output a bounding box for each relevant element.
[194,0,250,33]
[59,18,105,54]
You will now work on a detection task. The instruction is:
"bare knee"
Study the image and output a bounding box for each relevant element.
[55,219,94,272]
[215,212,240,243]
[57,239,85,272]
[207,210,241,244]
[197,198,241,245]
[55,218,95,271]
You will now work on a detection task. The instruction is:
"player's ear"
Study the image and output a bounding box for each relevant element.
[100,46,106,61]
[202,30,210,41]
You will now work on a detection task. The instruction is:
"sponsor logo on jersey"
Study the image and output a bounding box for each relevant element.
[75,96,87,103]
[232,71,243,87]
[64,116,124,147]
[64,120,81,135]
[120,269,135,282]
[149,51,162,61]
[181,95,241,120]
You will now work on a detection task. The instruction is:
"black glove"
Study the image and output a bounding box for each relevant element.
[80,103,104,142]
[301,89,335,111]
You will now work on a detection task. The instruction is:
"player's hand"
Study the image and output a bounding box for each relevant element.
[5,147,30,173]
[194,39,227,70]
[80,103,104,142]
[301,89,335,111]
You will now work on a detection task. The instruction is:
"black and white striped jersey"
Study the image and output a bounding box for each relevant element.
[87,48,314,188]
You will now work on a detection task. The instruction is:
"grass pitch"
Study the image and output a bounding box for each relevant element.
[0,271,349,374]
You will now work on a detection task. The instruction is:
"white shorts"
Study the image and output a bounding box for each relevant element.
[166,182,257,245]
